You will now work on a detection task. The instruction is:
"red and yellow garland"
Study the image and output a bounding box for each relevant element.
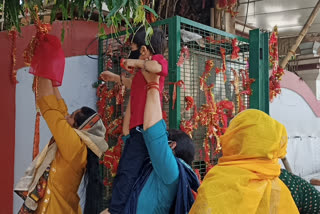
[8,28,18,84]
[269,26,284,101]
[178,40,254,172]
[97,82,125,185]
[23,5,52,160]
[215,47,227,82]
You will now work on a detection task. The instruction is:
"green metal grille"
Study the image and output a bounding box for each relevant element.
[97,16,269,208]
[177,18,250,178]
[98,34,131,210]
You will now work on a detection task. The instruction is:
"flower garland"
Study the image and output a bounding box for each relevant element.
[215,47,227,82]
[23,5,52,160]
[101,136,124,185]
[24,6,52,66]
[180,96,198,138]
[269,26,284,101]
[205,37,231,45]
[8,28,18,84]
[97,41,129,186]
[177,39,254,171]
[97,82,125,185]
[231,38,240,60]
[230,68,241,113]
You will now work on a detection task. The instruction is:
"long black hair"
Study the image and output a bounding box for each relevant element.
[168,129,195,166]
[129,26,167,55]
[74,106,103,214]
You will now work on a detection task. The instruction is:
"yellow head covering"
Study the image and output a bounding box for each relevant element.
[189,109,299,214]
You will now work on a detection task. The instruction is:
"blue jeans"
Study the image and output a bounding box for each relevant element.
[109,126,149,214]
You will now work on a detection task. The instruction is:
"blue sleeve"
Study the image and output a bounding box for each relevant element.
[141,120,179,184]
[122,134,130,144]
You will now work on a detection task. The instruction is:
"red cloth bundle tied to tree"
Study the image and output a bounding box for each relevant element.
[29,34,65,86]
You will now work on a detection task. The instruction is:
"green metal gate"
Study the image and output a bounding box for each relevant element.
[97,16,269,209]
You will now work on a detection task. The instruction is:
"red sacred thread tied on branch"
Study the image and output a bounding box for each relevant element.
[169,80,185,110]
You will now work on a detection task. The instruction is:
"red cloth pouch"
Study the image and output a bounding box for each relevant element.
[29,34,65,86]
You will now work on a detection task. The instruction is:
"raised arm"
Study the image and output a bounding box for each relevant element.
[53,87,68,116]
[125,59,162,74]
[37,77,55,98]
[141,70,179,184]
[36,77,85,162]
[142,72,162,130]
[53,87,63,100]
[100,71,133,89]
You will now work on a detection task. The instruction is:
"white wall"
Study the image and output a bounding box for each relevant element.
[270,88,320,184]
[270,88,320,137]
[14,55,98,213]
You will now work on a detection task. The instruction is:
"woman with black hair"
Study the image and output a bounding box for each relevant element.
[101,61,199,214]
[14,35,108,214]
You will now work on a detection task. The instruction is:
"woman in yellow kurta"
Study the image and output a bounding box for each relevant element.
[14,35,108,214]
[15,78,108,214]
[189,109,299,214]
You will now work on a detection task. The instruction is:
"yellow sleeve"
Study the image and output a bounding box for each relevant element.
[57,99,68,116]
[37,95,86,162]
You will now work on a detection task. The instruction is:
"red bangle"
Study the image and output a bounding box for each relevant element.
[147,85,160,92]
[146,82,159,87]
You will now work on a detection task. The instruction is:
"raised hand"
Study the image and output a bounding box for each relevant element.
[100,71,119,83]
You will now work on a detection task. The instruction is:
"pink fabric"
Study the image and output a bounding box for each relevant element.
[29,34,65,86]
[129,54,168,129]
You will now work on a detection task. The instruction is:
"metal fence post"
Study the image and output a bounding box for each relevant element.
[98,38,104,75]
[168,16,181,129]
[249,29,269,113]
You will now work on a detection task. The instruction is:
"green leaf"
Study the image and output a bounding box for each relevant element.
[61,27,65,43]
[84,0,92,8]
[94,0,102,13]
[59,4,68,20]
[133,5,145,25]
[106,0,113,9]
[99,23,106,36]
[50,6,57,23]
[70,2,75,19]
[107,0,128,18]
[132,0,139,6]
[143,5,158,18]
[145,26,153,45]
[119,12,132,30]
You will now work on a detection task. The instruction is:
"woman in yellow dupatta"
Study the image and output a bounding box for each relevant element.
[189,109,299,214]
